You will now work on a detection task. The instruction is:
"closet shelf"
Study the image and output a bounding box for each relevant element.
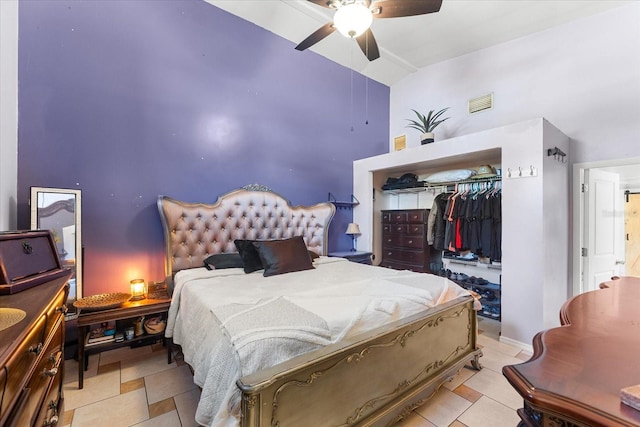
[328,193,359,209]
[444,257,502,270]
[447,259,479,266]
[382,176,501,195]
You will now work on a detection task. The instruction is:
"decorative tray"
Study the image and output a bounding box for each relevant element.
[0,308,27,332]
[73,292,131,312]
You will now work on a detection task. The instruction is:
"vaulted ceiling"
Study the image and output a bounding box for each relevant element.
[205,0,631,86]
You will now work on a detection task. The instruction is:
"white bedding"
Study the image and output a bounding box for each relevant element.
[166,257,474,427]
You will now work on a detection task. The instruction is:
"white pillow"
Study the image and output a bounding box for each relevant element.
[423,169,477,183]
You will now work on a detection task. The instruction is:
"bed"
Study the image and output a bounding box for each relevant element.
[158,185,483,427]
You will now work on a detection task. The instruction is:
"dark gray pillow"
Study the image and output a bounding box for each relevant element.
[203,253,244,270]
[252,236,314,277]
[234,239,264,273]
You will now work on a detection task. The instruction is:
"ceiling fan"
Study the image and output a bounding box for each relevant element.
[295,0,443,61]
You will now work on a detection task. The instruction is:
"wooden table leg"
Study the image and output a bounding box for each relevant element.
[78,324,88,389]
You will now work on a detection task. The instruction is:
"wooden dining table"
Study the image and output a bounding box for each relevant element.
[503,276,640,427]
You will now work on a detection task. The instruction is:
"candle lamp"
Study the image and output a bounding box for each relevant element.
[129,279,146,301]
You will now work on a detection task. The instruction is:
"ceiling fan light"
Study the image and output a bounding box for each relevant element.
[334,3,372,38]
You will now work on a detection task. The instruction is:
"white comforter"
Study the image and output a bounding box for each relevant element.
[166,257,472,427]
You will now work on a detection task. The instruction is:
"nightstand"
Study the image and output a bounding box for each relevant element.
[328,251,373,265]
[76,296,171,389]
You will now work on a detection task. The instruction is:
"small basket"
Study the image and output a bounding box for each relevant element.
[143,316,166,335]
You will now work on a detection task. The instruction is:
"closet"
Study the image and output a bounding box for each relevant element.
[383,178,502,319]
[353,118,570,348]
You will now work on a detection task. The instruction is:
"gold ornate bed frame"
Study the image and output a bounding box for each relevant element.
[157,186,482,427]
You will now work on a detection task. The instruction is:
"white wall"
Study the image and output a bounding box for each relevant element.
[389,2,640,164]
[0,0,19,231]
[383,3,640,345]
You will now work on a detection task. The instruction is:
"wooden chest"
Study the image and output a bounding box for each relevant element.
[0,273,70,426]
[380,209,431,273]
[0,230,69,295]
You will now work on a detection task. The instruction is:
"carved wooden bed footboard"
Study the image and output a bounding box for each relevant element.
[238,296,482,427]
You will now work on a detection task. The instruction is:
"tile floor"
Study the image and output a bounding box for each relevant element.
[62,318,529,427]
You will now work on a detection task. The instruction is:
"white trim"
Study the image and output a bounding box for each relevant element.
[499,335,533,355]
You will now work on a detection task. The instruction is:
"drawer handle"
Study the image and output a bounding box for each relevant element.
[29,343,43,355]
[396,227,402,231]
[44,415,59,427]
[56,304,68,314]
[408,240,413,244]
[44,399,60,427]
[43,367,58,377]
[387,252,393,256]
[387,239,392,242]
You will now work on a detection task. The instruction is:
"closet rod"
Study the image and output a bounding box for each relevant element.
[382,176,501,195]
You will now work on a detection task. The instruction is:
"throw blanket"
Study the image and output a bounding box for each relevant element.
[167,257,474,426]
[203,297,332,426]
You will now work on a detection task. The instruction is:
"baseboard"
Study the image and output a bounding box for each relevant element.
[499,335,533,355]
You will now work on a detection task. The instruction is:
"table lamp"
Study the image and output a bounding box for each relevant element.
[345,223,361,252]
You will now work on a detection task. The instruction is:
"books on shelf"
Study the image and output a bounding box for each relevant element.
[86,322,116,346]
[85,332,114,347]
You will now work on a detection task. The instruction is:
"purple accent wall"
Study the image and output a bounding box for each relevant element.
[17,0,389,295]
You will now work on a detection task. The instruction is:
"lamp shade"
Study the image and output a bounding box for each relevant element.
[333,2,372,38]
[345,223,361,235]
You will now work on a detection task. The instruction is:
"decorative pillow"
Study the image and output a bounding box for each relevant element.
[252,236,314,277]
[234,240,264,273]
[203,253,244,270]
[423,169,477,183]
[308,250,320,261]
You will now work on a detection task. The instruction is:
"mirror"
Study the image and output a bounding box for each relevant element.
[30,187,82,316]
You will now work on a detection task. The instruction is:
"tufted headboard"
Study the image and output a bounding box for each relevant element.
[157,186,336,279]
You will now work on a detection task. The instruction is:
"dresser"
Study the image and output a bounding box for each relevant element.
[0,249,70,426]
[380,209,431,273]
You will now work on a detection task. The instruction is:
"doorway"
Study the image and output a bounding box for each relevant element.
[625,192,640,276]
[573,157,640,295]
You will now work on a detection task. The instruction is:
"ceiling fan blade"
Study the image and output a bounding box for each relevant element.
[305,0,334,9]
[371,0,442,19]
[295,22,336,51]
[356,29,380,61]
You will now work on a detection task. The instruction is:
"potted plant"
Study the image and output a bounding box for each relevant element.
[406,107,450,144]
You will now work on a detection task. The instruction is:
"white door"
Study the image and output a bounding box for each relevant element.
[583,169,622,292]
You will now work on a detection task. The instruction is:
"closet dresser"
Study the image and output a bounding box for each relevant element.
[380,209,431,273]
[0,231,71,427]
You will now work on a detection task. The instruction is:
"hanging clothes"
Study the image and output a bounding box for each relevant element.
[429,180,502,262]
[428,192,448,248]
[490,191,502,261]
[466,192,482,254]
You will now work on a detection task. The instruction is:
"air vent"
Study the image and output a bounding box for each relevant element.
[468,93,493,114]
